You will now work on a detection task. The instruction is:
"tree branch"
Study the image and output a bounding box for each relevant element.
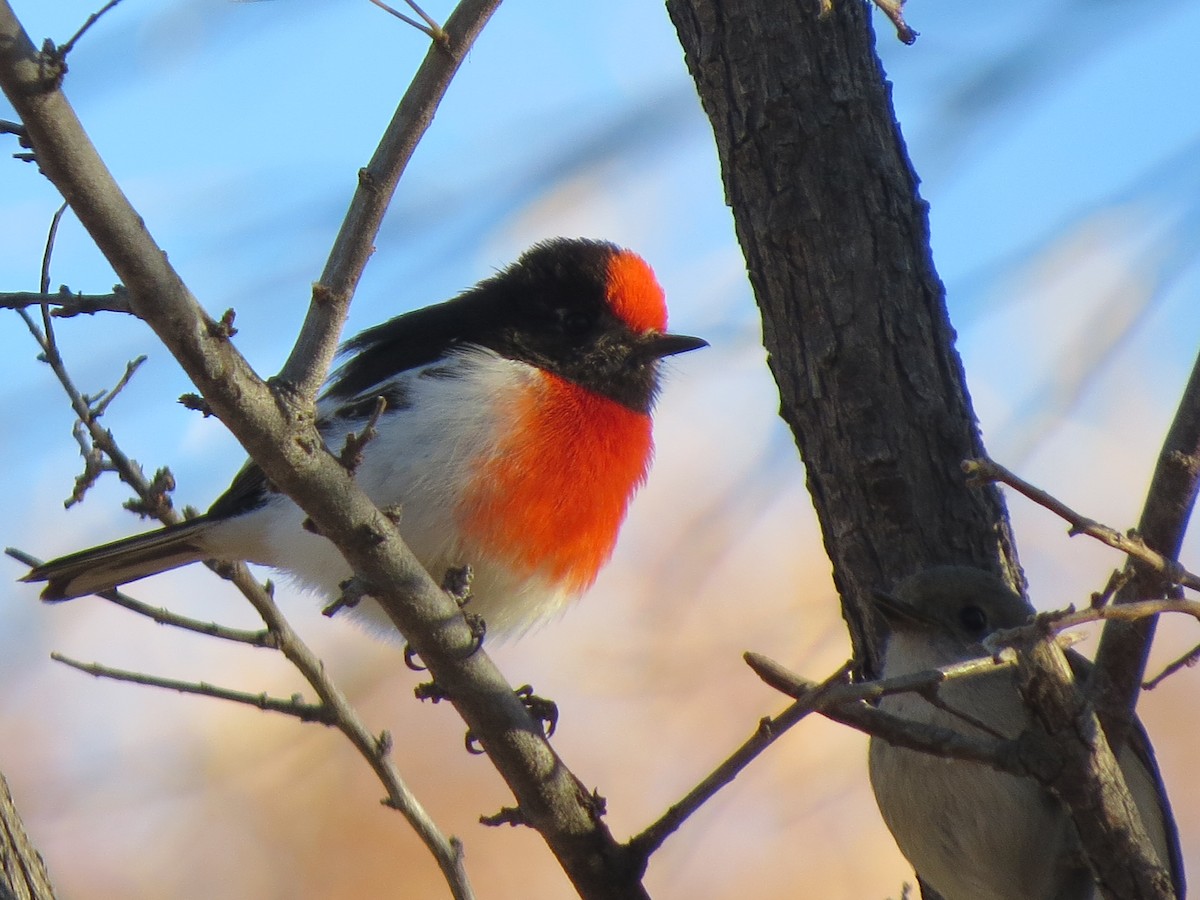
[51,652,336,722]
[666,0,1021,678]
[627,663,853,863]
[964,457,1200,592]
[1013,636,1174,899]
[0,769,56,900]
[276,0,500,400]
[1092,345,1200,753]
[0,286,132,316]
[1,4,650,896]
[4,548,274,646]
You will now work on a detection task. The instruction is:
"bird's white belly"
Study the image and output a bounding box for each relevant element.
[202,349,572,638]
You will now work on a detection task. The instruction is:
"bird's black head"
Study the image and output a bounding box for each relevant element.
[326,238,706,413]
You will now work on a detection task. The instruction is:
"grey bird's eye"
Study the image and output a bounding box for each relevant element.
[957,604,988,637]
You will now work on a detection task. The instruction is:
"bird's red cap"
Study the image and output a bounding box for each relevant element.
[606,249,668,334]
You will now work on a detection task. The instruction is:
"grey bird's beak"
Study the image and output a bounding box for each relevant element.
[870,588,933,629]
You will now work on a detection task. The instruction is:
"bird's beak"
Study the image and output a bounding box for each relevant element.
[870,589,933,628]
[642,332,708,360]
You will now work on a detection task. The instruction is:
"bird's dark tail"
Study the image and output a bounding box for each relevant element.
[21,518,217,601]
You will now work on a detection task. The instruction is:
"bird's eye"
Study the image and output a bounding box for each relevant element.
[559,310,592,336]
[958,604,989,637]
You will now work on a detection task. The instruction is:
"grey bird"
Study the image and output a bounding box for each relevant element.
[868,566,1185,900]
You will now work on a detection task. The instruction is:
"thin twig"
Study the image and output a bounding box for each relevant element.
[40,203,67,294]
[1144,643,1200,689]
[52,652,335,721]
[744,654,1019,769]
[12,202,475,898]
[629,649,1028,862]
[625,662,853,862]
[91,354,146,417]
[0,287,133,315]
[368,0,447,42]
[277,0,503,400]
[963,457,1200,592]
[56,0,124,58]
[4,547,274,646]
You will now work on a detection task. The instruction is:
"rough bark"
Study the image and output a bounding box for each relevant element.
[0,771,55,900]
[667,1,1177,898]
[665,0,1020,672]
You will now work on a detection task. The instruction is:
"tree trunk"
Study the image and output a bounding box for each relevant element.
[666,0,1020,673]
[0,771,56,900]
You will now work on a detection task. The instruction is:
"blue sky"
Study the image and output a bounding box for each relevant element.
[3,1,1200,897]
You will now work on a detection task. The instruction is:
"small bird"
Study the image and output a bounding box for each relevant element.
[22,238,706,635]
[868,566,1184,900]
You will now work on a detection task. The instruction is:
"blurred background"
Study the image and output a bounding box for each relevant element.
[2,1,1199,897]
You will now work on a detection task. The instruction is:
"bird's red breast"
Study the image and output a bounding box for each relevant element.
[458,249,667,594]
[459,370,653,595]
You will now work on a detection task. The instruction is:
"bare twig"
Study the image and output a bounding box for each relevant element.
[631,646,1044,863]
[52,652,335,722]
[1093,345,1200,753]
[368,0,447,42]
[4,548,273,646]
[963,457,1200,592]
[277,0,502,400]
[40,202,68,293]
[626,662,854,863]
[0,286,134,316]
[743,654,1021,769]
[1144,642,1200,689]
[55,0,125,59]
[91,354,146,418]
[339,395,389,470]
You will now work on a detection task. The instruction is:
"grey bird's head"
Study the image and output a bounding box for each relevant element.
[871,565,1034,673]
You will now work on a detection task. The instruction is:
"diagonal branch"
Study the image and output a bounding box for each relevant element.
[1,4,652,897]
[51,652,336,722]
[277,0,501,400]
[1092,345,1200,753]
[4,548,273,646]
[9,292,474,897]
[964,457,1200,592]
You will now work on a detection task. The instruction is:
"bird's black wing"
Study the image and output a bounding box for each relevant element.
[206,459,273,519]
[324,289,504,401]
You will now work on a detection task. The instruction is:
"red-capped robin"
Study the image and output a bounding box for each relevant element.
[21,238,706,635]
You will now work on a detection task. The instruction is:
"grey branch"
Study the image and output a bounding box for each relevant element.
[964,457,1200,592]
[630,647,1045,865]
[1,2,644,896]
[51,653,335,723]
[1093,345,1200,756]
[0,286,133,316]
[277,0,501,401]
[4,548,273,647]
